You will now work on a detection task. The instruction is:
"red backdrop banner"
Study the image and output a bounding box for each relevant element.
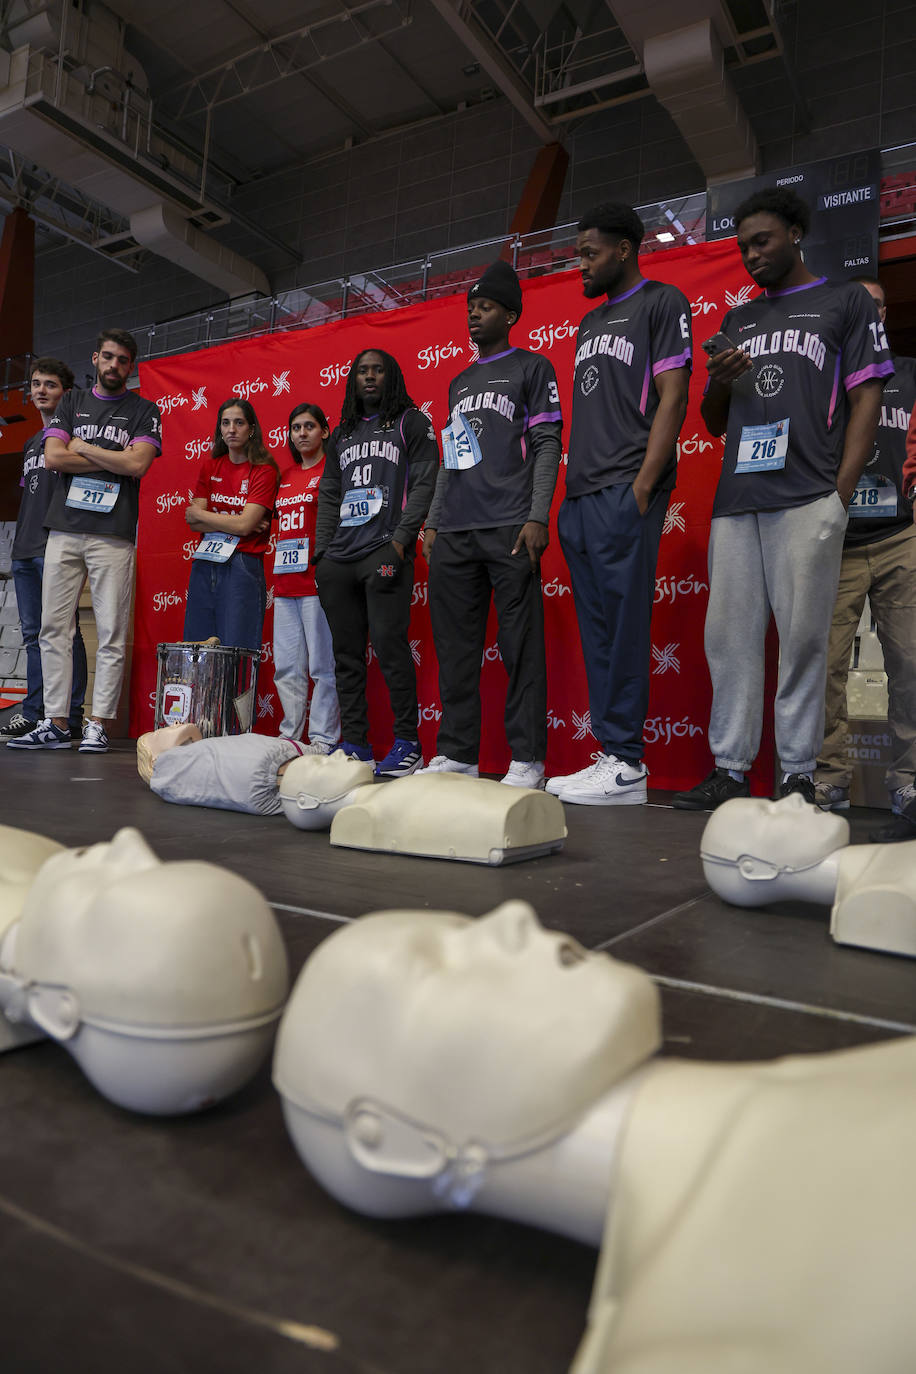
[134,237,775,791]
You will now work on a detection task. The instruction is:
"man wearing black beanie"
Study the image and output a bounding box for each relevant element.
[420,260,562,788]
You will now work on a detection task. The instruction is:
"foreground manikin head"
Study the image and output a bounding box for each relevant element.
[279,751,375,830]
[701,794,849,906]
[1,828,289,1113]
[273,901,660,1215]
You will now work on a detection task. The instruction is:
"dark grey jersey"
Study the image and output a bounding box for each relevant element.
[43,386,162,543]
[318,408,439,561]
[712,278,894,518]
[567,278,692,498]
[845,355,916,547]
[12,430,61,559]
[436,347,562,532]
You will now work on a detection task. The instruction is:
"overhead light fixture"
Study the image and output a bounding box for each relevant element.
[656,231,675,241]
[463,62,480,76]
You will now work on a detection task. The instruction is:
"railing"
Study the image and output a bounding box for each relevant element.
[6,148,916,392]
[132,192,708,363]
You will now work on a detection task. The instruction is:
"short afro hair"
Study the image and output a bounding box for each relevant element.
[734,187,811,236]
[577,202,645,251]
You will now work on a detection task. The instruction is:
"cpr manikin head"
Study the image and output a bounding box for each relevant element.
[279,751,375,830]
[701,794,850,907]
[4,828,289,1114]
[273,901,660,1216]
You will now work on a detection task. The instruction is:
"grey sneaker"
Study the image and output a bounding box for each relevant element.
[892,782,916,821]
[79,719,109,753]
[814,781,850,811]
[7,718,71,749]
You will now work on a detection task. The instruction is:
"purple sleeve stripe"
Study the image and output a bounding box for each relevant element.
[134,434,162,450]
[42,426,70,440]
[652,350,692,377]
[844,360,895,391]
[526,409,562,428]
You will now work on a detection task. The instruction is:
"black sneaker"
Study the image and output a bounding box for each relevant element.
[778,773,816,804]
[0,711,39,740]
[869,813,916,843]
[672,768,750,811]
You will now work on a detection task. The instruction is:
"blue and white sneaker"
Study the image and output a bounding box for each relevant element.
[79,719,109,753]
[546,753,647,806]
[7,717,71,750]
[339,740,374,763]
[375,738,423,778]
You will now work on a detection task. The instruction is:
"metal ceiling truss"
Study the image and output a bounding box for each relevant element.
[161,0,414,121]
[0,149,147,269]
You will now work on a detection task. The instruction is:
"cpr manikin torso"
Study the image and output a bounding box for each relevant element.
[702,795,916,956]
[0,826,289,1112]
[274,901,916,1373]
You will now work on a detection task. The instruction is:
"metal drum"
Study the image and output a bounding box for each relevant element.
[154,643,260,737]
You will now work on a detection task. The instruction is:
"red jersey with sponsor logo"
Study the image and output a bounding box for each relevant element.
[193,454,278,555]
[272,456,325,596]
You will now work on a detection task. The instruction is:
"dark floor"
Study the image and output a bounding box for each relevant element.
[1,745,913,1373]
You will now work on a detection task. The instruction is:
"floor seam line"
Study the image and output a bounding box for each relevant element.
[270,902,352,923]
[651,974,916,1035]
[593,891,710,951]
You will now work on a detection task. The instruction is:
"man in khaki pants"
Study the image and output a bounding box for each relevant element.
[815,277,916,840]
[9,328,162,755]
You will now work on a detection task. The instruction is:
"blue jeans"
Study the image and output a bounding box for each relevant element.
[12,555,87,728]
[183,551,267,654]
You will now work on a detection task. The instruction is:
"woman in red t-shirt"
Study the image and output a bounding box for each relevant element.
[271,402,340,749]
[183,396,280,652]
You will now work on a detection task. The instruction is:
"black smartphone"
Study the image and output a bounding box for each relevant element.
[702,332,737,356]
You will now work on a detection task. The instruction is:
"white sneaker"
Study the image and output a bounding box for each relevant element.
[500,760,545,789]
[298,740,336,755]
[418,755,479,776]
[547,753,647,806]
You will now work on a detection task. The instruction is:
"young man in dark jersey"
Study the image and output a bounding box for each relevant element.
[1,358,87,742]
[10,328,162,754]
[314,349,438,778]
[420,261,562,788]
[673,189,892,811]
[546,203,692,806]
[815,277,916,841]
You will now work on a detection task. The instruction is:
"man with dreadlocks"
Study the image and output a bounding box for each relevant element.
[314,349,438,777]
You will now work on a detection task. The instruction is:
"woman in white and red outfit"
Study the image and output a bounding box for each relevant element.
[272,403,340,750]
[183,396,280,653]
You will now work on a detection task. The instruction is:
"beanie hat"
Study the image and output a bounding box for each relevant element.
[468,260,523,318]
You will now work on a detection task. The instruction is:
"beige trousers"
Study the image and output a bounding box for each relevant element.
[816,523,916,794]
[40,531,135,720]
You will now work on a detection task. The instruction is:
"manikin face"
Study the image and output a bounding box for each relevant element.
[92,339,133,392]
[15,828,288,1028]
[274,901,660,1153]
[701,793,849,871]
[289,410,327,464]
[279,752,374,829]
[354,352,386,411]
[577,227,632,299]
[220,404,252,457]
[736,212,800,290]
[30,372,65,417]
